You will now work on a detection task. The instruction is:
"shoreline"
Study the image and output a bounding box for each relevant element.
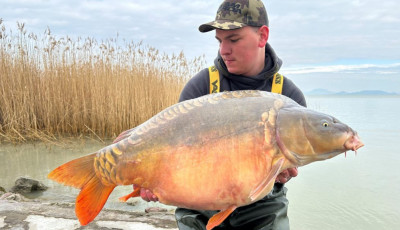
[0,198,178,230]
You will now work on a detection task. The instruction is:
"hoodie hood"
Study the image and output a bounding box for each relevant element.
[214,43,282,90]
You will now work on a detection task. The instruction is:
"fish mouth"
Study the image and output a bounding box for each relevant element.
[344,132,364,152]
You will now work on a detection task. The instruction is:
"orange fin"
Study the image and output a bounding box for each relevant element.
[249,157,284,201]
[48,153,98,189]
[119,185,141,202]
[76,176,115,225]
[48,153,115,225]
[206,205,237,230]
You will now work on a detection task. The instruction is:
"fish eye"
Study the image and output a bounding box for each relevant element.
[322,122,329,127]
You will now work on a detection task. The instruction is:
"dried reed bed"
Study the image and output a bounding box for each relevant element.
[0,21,205,143]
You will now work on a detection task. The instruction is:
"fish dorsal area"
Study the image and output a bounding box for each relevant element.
[135,90,270,135]
[124,90,273,143]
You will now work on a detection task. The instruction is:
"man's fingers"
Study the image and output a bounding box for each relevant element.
[147,190,159,202]
[275,168,298,184]
[280,170,289,178]
[140,188,150,202]
[288,167,298,177]
[140,188,159,202]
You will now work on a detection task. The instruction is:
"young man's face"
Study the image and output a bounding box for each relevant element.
[215,26,268,76]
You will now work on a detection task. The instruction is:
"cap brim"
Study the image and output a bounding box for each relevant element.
[198,20,247,33]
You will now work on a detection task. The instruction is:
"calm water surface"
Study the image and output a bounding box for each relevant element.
[286,96,400,230]
[0,96,399,229]
[0,139,173,212]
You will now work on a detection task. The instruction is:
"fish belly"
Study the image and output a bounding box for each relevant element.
[127,129,275,211]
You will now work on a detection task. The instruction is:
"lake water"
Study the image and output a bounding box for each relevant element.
[0,96,399,229]
[286,96,400,230]
[0,140,173,213]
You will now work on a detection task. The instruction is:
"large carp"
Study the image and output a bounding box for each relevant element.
[48,90,363,230]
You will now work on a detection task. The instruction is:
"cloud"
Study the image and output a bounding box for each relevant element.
[267,0,400,65]
[283,63,400,75]
[1,0,399,67]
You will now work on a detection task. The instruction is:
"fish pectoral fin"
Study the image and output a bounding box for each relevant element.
[249,157,284,201]
[206,205,237,230]
[119,185,141,202]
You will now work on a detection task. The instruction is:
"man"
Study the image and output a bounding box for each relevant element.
[141,0,306,229]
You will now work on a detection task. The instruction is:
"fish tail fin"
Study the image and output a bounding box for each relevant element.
[48,153,115,225]
[76,176,115,225]
[48,153,98,188]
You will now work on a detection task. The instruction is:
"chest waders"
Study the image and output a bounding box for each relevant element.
[208,65,284,94]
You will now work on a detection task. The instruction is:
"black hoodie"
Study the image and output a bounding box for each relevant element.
[179,43,307,107]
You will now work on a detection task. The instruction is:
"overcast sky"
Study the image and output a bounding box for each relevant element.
[2,0,400,93]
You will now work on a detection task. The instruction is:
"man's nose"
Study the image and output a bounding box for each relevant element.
[219,41,231,55]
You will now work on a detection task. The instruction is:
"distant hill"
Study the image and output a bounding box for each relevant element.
[305,88,399,96]
[306,89,335,95]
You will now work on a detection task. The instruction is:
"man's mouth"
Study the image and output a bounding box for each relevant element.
[224,59,235,65]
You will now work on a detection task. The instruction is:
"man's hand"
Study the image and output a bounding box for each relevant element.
[275,167,298,184]
[140,188,159,202]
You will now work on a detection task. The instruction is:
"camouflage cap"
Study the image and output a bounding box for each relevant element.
[199,0,269,33]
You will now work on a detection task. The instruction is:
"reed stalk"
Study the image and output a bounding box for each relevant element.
[0,20,205,143]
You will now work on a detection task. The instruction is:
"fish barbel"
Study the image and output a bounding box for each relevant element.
[48,90,364,229]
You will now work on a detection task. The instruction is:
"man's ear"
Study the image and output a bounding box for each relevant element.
[258,25,269,48]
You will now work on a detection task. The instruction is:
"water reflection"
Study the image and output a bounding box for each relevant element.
[0,139,174,212]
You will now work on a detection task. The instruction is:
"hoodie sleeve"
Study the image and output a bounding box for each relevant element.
[179,68,210,102]
[282,77,307,107]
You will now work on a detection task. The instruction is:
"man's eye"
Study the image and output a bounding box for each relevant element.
[231,39,239,43]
